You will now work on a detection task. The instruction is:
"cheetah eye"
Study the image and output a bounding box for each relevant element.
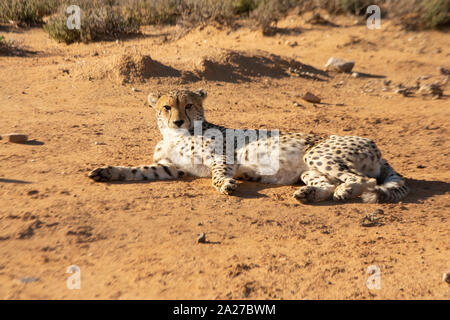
[185,104,193,110]
[163,105,171,111]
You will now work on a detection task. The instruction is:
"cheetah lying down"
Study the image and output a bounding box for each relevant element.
[89,89,408,203]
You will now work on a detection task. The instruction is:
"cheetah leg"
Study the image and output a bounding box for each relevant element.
[293,170,337,203]
[210,156,237,195]
[332,171,376,201]
[88,161,183,182]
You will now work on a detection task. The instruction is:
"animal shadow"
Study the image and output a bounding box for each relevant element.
[402,178,450,203]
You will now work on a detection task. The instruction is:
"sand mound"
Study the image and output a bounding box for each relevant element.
[113,53,180,83]
[75,53,180,83]
[74,50,327,84]
[194,49,326,82]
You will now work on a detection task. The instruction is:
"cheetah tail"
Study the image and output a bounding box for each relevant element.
[361,160,409,203]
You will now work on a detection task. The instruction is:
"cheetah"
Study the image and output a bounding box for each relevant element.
[88,89,409,203]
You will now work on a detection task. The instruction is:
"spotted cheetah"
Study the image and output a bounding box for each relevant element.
[88,89,408,203]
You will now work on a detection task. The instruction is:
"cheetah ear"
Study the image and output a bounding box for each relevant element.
[147,92,161,109]
[194,88,207,99]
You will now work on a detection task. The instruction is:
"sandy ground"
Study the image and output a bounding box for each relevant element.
[0,13,449,299]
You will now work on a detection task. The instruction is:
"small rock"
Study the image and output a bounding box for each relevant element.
[302,92,321,103]
[325,57,355,73]
[94,141,106,145]
[14,277,40,284]
[417,165,426,169]
[333,81,345,88]
[132,87,139,92]
[383,79,391,86]
[443,271,450,284]
[197,232,206,243]
[352,72,360,78]
[395,87,412,97]
[416,75,431,81]
[4,133,28,143]
[418,82,444,98]
[27,190,39,196]
[293,102,303,107]
[437,66,449,76]
[285,40,298,47]
[92,51,99,57]
[373,209,384,215]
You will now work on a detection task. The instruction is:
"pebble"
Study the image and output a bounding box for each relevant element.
[302,92,321,103]
[3,133,28,143]
[14,277,40,284]
[352,72,360,78]
[416,75,431,81]
[325,57,355,73]
[437,66,449,75]
[443,271,450,284]
[374,209,384,215]
[94,141,106,145]
[285,40,298,47]
[197,232,206,243]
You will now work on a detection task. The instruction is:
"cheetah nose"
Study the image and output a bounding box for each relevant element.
[173,120,184,127]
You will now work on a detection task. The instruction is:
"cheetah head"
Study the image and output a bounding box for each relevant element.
[148,89,206,131]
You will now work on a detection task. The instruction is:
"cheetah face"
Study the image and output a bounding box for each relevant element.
[148,89,206,131]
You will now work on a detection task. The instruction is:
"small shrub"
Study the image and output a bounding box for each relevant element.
[339,0,372,15]
[250,0,298,32]
[44,0,141,43]
[0,0,60,25]
[0,34,30,55]
[135,0,180,25]
[179,0,237,26]
[233,0,257,15]
[421,0,449,29]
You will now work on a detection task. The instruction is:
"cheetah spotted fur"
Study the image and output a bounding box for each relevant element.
[88,89,409,203]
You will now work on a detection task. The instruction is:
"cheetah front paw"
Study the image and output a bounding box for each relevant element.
[88,166,116,182]
[293,186,316,203]
[219,179,237,195]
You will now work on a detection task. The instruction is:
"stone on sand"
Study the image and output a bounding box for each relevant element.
[325,57,355,73]
[3,133,28,143]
